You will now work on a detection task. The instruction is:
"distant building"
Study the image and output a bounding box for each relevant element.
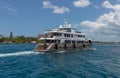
[10,32,13,38]
[0,35,3,38]
[36,34,44,39]
[31,41,36,43]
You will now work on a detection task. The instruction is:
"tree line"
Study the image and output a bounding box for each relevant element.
[0,36,39,44]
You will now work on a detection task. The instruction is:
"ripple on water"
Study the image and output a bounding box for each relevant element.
[0,44,120,78]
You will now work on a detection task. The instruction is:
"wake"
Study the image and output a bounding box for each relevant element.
[88,47,96,51]
[0,48,96,58]
[0,51,42,58]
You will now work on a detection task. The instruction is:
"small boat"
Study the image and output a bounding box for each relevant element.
[34,21,92,52]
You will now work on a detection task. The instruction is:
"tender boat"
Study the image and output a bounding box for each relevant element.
[34,21,92,52]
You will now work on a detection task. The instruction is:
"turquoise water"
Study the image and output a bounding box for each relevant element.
[0,44,120,78]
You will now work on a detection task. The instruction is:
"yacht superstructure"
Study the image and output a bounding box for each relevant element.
[34,21,92,52]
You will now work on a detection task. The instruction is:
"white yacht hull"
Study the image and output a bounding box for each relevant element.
[34,43,92,52]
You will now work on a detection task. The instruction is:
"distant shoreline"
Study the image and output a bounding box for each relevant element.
[0,36,38,44]
[1,36,120,44]
[93,41,120,44]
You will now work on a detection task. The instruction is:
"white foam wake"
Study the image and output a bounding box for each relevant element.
[85,47,96,51]
[91,48,96,51]
[0,51,41,58]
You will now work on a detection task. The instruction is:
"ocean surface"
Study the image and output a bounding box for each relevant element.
[0,44,120,78]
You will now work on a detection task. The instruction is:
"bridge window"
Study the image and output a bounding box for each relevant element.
[65,40,71,44]
[77,41,84,43]
[71,34,73,38]
[52,33,62,36]
[64,34,70,37]
[82,35,85,38]
[72,41,76,44]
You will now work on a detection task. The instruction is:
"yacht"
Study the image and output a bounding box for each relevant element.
[34,21,92,52]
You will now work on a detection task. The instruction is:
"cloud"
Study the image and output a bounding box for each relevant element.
[80,0,120,38]
[103,0,120,11]
[0,1,17,15]
[73,0,90,8]
[43,1,69,14]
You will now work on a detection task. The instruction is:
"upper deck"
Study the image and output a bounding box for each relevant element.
[45,21,84,35]
[39,21,86,42]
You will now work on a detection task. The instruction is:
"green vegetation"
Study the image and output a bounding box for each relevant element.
[0,36,39,44]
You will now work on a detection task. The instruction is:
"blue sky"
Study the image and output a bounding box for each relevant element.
[0,0,120,41]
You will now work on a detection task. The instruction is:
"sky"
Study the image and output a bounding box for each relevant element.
[0,0,120,41]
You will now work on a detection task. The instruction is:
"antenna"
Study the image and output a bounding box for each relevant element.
[63,18,68,24]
